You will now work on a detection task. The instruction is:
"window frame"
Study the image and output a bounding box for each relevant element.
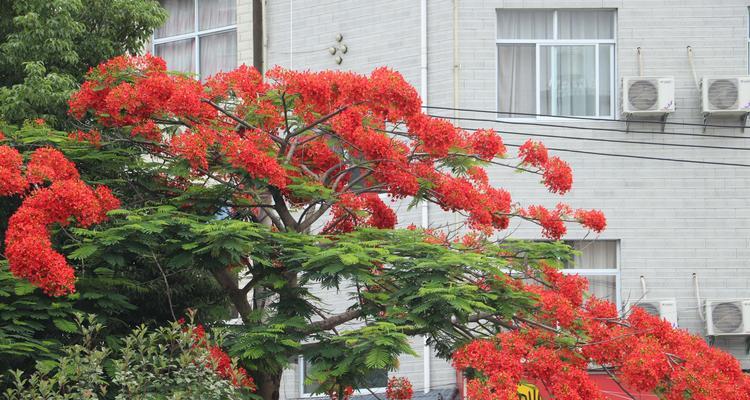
[152,0,238,79]
[561,239,621,311]
[495,9,618,121]
[297,356,388,398]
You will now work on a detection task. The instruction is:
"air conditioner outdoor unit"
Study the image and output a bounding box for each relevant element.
[627,299,678,327]
[705,299,750,336]
[622,77,675,115]
[701,77,750,115]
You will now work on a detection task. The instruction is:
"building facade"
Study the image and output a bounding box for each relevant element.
[154,0,750,398]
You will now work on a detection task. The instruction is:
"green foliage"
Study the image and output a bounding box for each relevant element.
[0,0,166,124]
[2,315,253,400]
[0,118,230,379]
[0,262,78,371]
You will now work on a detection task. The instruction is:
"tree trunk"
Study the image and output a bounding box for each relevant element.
[254,370,282,400]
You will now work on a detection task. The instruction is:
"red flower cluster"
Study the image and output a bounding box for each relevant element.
[323,193,397,233]
[70,55,604,239]
[520,204,607,240]
[185,322,256,390]
[386,377,413,400]
[0,146,119,295]
[453,267,750,400]
[518,140,573,194]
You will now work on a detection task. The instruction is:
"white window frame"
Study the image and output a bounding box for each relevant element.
[298,355,388,398]
[152,0,238,78]
[495,9,617,121]
[561,240,621,311]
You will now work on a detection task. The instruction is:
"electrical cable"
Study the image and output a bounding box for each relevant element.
[423,105,750,131]
[499,142,750,168]
[427,113,750,141]
[383,128,750,168]
[450,125,750,152]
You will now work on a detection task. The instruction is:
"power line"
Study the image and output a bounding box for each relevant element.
[453,125,750,152]
[385,128,750,168]
[499,142,750,168]
[423,105,750,130]
[427,114,750,141]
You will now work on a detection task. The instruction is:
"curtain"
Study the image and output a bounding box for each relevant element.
[200,30,237,79]
[198,0,236,30]
[156,0,195,38]
[568,240,617,269]
[155,38,195,73]
[498,44,536,117]
[557,10,615,40]
[587,276,617,303]
[497,10,553,39]
[542,45,596,116]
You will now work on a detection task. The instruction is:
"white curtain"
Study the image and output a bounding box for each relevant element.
[200,30,237,79]
[497,10,553,39]
[498,44,536,117]
[557,10,615,40]
[155,38,195,73]
[156,0,195,38]
[198,0,236,30]
[587,276,617,303]
[568,240,617,269]
[543,45,596,116]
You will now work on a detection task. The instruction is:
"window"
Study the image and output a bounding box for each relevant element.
[496,9,616,118]
[153,0,237,80]
[300,358,388,396]
[562,240,620,307]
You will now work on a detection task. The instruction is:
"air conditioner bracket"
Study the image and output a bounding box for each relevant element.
[625,113,669,133]
[702,112,750,133]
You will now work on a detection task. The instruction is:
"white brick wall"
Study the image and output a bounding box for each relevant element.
[250,1,750,396]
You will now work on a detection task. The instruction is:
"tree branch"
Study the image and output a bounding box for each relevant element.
[304,309,363,333]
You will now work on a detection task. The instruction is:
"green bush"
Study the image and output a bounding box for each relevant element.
[2,315,253,400]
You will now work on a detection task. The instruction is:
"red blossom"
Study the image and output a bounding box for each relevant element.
[575,209,607,233]
[541,156,573,194]
[518,140,548,167]
[453,269,750,400]
[386,377,413,400]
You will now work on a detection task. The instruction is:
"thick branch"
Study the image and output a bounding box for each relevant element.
[304,309,363,333]
[212,267,253,323]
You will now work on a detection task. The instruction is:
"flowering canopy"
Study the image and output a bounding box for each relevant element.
[453,266,750,400]
[68,54,601,240]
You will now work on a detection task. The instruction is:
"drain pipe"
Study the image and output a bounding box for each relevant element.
[420,0,431,394]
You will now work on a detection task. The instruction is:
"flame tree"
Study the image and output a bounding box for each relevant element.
[2,54,745,399]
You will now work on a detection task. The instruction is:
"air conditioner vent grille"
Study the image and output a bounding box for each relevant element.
[711,302,743,334]
[627,80,659,111]
[707,79,739,110]
[638,303,660,316]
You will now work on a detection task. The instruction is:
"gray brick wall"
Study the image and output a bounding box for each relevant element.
[250,0,750,397]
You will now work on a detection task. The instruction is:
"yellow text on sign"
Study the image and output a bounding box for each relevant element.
[517,384,541,400]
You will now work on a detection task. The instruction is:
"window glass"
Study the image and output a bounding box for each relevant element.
[496,9,615,118]
[200,30,237,79]
[156,0,195,38]
[155,0,237,78]
[564,241,617,269]
[497,44,536,117]
[497,10,554,40]
[198,0,236,30]
[155,38,195,73]
[557,10,615,40]
[541,45,597,116]
[585,275,617,303]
